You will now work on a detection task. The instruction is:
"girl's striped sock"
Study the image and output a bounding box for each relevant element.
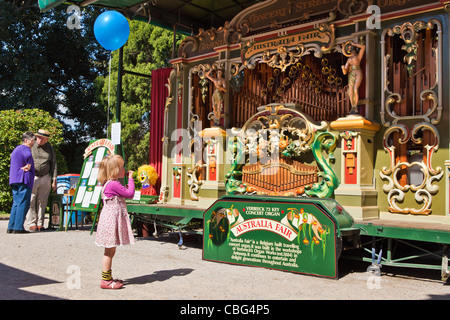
[102,269,112,281]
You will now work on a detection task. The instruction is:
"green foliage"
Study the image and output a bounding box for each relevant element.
[97,21,184,171]
[0,109,66,212]
[0,2,109,173]
[1,1,184,186]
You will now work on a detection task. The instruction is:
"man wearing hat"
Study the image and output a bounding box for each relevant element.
[25,129,57,231]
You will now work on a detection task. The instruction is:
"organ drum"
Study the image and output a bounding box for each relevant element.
[242,157,318,196]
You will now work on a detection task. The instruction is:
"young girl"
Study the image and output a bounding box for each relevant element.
[95,154,135,289]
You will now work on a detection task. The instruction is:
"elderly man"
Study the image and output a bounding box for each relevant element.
[25,129,57,231]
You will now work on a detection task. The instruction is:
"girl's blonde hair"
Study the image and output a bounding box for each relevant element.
[97,154,124,184]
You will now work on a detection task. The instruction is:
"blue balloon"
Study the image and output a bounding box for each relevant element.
[94,11,130,51]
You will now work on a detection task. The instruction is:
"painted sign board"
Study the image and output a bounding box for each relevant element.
[72,139,115,213]
[203,195,351,278]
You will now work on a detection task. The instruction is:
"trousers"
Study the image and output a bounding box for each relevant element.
[8,183,32,231]
[26,174,51,228]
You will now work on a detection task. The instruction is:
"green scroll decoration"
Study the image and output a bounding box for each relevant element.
[225,134,247,194]
[304,131,339,198]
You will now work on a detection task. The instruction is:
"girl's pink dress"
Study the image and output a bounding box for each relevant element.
[95,179,135,248]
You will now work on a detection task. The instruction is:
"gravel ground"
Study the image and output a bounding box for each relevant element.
[0,219,449,303]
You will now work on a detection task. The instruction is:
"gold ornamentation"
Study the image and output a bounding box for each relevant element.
[242,22,335,69]
[379,123,443,215]
[340,131,358,149]
[387,21,426,77]
[187,163,207,201]
[384,90,440,127]
[262,45,305,72]
[321,58,342,86]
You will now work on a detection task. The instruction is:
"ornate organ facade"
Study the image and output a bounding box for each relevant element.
[159,0,450,221]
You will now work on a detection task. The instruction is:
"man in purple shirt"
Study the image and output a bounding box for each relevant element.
[8,132,36,234]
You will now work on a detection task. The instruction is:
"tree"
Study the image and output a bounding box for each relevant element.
[0,109,66,213]
[97,21,184,171]
[1,1,184,175]
[0,1,109,172]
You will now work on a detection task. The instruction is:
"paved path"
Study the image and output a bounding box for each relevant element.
[0,220,449,304]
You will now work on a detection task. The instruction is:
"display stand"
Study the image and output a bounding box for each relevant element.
[203,195,359,279]
[69,139,116,234]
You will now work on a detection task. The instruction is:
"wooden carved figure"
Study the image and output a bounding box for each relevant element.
[205,68,226,126]
[341,42,365,114]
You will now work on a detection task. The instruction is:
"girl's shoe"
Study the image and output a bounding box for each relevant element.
[113,278,124,283]
[100,279,124,289]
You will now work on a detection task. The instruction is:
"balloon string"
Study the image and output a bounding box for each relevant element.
[107,52,112,139]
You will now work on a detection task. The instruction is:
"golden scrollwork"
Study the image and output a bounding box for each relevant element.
[387,21,427,77]
[187,162,207,201]
[261,45,305,72]
[384,90,440,126]
[379,122,443,215]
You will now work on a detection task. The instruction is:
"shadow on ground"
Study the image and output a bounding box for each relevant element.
[124,268,194,285]
[0,263,63,300]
